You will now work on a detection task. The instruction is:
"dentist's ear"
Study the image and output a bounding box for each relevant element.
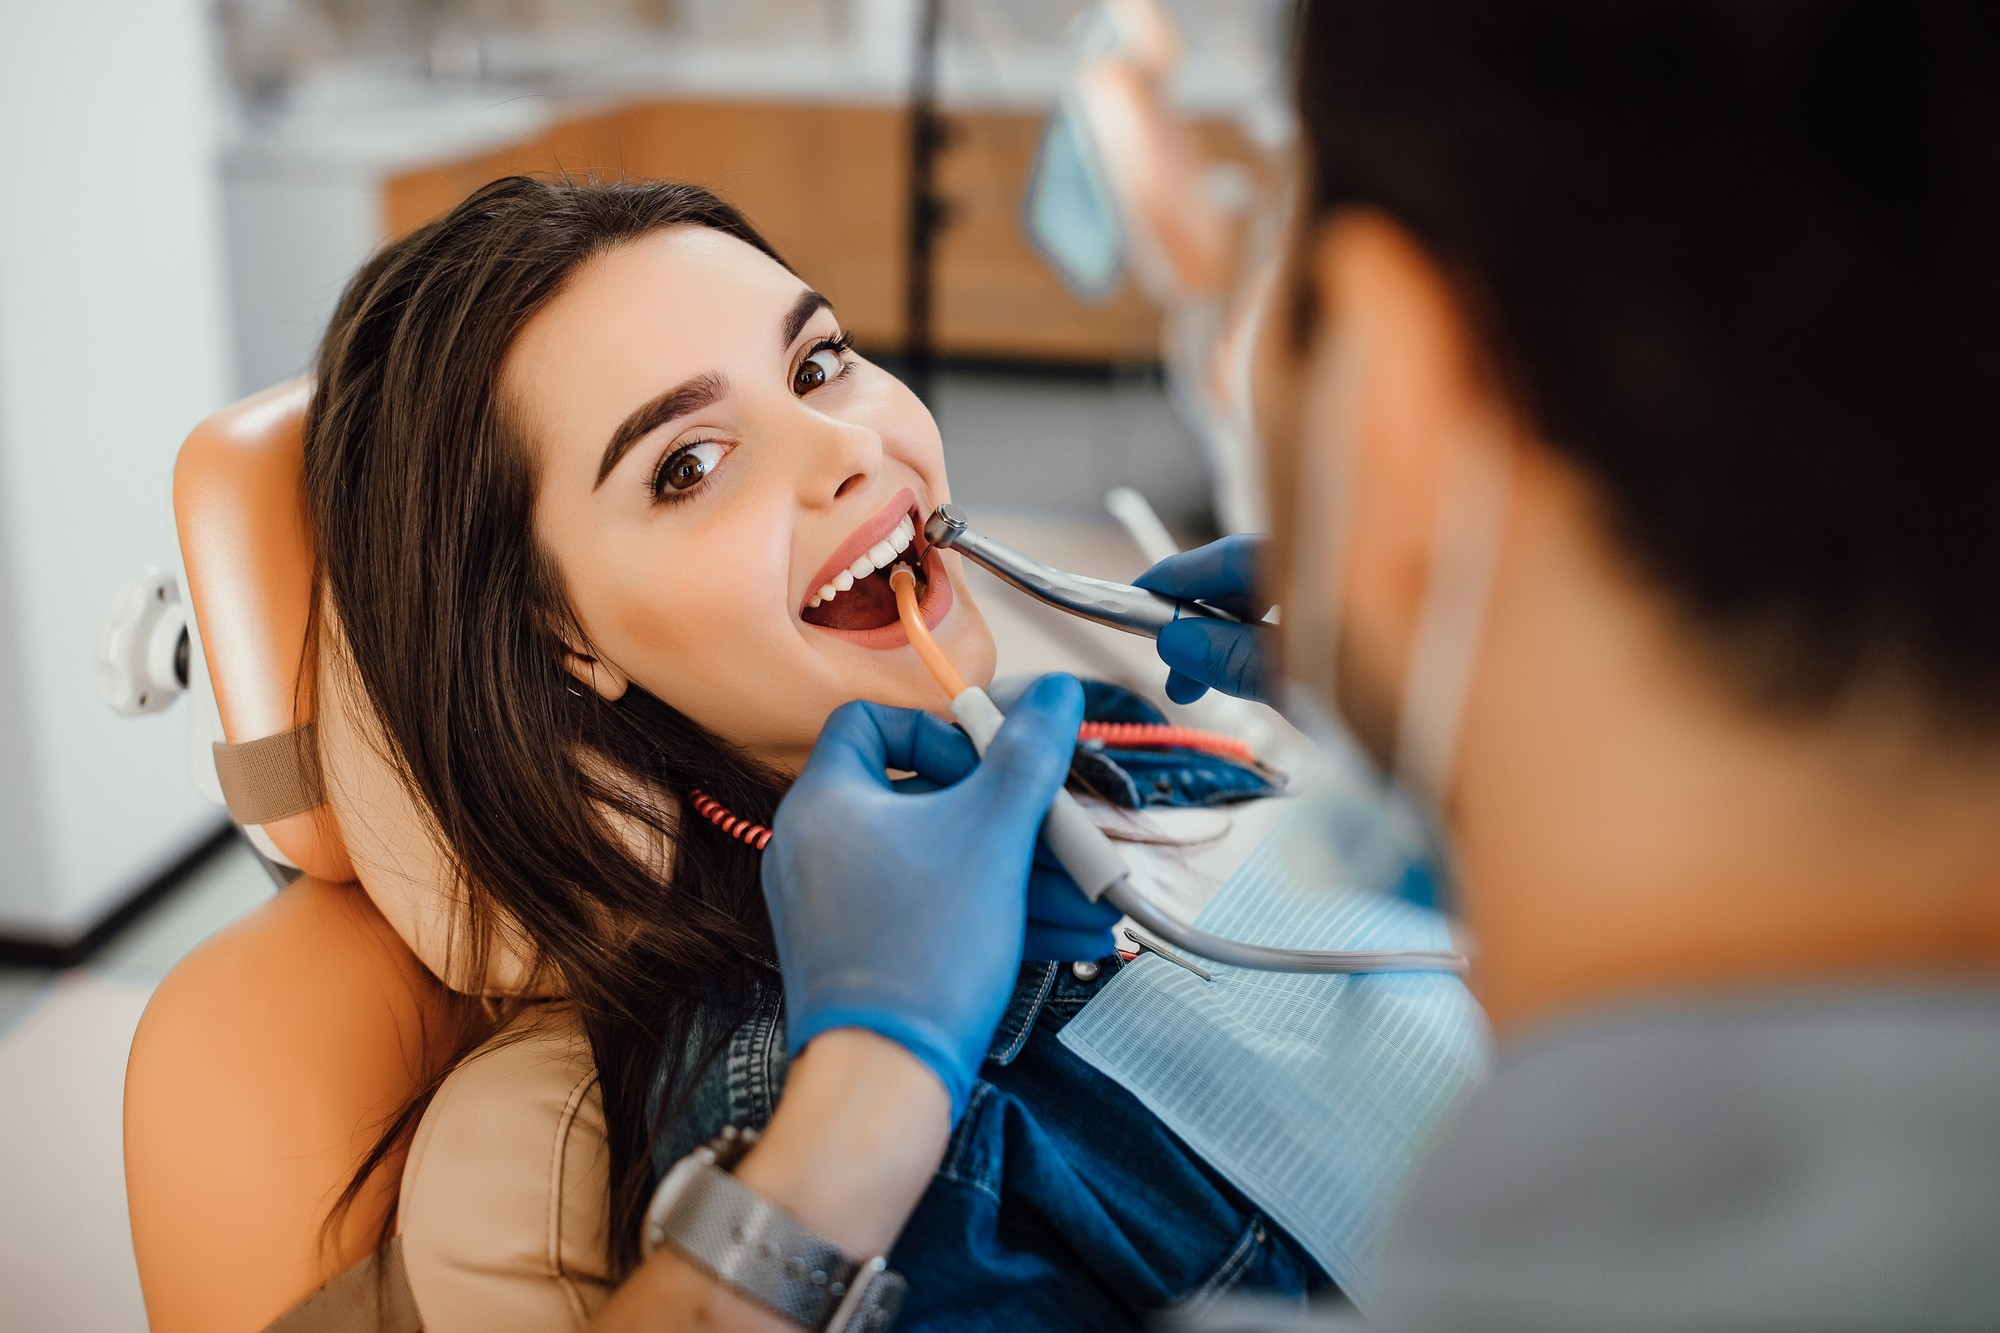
[560,647,630,702]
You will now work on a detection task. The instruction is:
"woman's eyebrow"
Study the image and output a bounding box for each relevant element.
[595,371,727,490]
[592,290,830,492]
[781,288,833,348]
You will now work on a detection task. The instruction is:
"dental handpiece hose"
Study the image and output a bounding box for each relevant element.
[888,567,1466,976]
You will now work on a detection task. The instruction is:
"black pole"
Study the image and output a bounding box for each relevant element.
[903,0,947,405]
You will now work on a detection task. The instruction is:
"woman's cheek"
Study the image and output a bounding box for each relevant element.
[678,605,801,736]
[862,375,946,479]
[907,430,949,491]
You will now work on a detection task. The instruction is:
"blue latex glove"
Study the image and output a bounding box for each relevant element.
[890,748,1123,963]
[1133,534,1276,705]
[763,674,1086,1120]
[1023,837,1126,961]
[865,806,1117,962]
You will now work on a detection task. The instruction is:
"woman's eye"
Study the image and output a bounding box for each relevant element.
[654,440,726,496]
[793,345,844,394]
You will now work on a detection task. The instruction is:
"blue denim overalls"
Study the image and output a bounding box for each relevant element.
[650,683,1334,1330]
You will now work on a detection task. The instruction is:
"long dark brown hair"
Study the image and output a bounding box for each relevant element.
[304,176,792,1273]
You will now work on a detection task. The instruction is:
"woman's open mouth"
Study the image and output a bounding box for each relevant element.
[799,491,955,646]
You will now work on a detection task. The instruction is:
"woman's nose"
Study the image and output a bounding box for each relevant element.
[800,412,882,507]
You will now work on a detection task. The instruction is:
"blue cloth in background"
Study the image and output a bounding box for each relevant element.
[1059,785,1489,1306]
[1071,678,1278,810]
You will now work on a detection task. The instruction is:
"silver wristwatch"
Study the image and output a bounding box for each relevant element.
[640,1125,906,1332]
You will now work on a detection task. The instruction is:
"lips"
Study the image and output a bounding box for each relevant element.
[799,488,921,612]
[799,488,956,648]
[804,511,919,612]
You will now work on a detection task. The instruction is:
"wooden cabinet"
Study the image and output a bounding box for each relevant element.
[381,96,1235,364]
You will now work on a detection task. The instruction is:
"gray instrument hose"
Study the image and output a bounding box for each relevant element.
[1106,878,1469,975]
[949,688,1468,977]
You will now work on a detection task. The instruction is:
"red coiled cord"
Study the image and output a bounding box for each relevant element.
[688,789,772,851]
[1077,721,1255,762]
[692,722,1254,851]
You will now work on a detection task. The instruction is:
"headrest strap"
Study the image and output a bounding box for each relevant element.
[213,723,324,826]
[262,1235,420,1333]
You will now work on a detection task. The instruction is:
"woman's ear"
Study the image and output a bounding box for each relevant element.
[561,648,630,702]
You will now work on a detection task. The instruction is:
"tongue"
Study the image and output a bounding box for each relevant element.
[802,566,908,631]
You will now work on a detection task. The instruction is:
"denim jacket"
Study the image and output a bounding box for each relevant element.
[650,684,1327,1330]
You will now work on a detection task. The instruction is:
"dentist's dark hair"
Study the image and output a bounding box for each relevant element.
[1294,0,2000,726]
[304,176,791,1273]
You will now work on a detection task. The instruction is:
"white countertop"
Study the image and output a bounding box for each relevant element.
[224,29,1279,177]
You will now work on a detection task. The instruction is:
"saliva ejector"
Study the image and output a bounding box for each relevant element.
[887,544,1466,979]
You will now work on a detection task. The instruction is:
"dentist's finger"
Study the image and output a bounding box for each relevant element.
[1157,617,1275,705]
[808,699,976,789]
[1022,922,1120,962]
[894,713,981,787]
[1026,863,1125,930]
[1164,667,1211,705]
[1133,534,1271,619]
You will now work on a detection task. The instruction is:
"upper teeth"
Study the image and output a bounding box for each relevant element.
[808,515,917,608]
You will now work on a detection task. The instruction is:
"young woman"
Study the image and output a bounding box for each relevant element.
[304,176,1324,1329]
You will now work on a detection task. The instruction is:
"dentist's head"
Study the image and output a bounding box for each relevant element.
[1260,0,2000,1031]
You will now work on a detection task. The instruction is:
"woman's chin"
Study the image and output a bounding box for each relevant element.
[702,599,997,771]
[854,663,964,715]
[937,586,997,687]
[834,588,994,706]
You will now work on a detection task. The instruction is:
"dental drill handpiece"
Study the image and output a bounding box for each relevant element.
[924,504,1241,638]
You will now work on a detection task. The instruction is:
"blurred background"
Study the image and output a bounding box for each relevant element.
[0,1,1290,1326]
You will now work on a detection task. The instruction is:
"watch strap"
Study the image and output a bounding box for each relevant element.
[643,1137,905,1331]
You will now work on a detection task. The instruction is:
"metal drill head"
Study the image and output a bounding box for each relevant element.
[924,503,968,549]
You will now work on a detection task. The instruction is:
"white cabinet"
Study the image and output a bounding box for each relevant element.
[0,0,234,947]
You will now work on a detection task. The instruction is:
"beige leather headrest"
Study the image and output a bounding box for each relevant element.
[174,381,545,996]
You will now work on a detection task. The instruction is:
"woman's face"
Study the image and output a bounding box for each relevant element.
[509,225,996,772]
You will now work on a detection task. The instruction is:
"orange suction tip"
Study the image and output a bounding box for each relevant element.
[890,565,968,699]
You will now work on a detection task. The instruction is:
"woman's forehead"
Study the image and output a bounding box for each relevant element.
[516,227,796,368]
[504,226,804,443]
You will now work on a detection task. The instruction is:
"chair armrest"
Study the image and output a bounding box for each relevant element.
[125,876,453,1333]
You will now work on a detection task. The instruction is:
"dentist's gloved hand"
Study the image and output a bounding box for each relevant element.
[763,674,1086,1121]
[1134,534,1276,705]
[887,724,1124,962]
[869,804,1118,962]
[1022,839,1126,961]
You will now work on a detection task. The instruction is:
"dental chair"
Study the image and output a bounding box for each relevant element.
[124,383,616,1332]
